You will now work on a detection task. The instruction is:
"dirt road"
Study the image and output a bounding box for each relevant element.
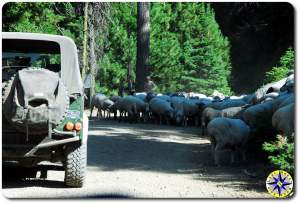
[2,118,271,198]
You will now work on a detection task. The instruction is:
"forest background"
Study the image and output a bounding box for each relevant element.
[2,2,294,97]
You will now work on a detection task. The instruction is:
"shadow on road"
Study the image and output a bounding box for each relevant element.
[88,119,269,194]
[2,178,65,189]
[2,165,66,189]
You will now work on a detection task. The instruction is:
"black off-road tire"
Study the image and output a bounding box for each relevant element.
[64,143,87,188]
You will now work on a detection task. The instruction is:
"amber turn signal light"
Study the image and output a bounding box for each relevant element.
[65,122,74,131]
[74,122,82,131]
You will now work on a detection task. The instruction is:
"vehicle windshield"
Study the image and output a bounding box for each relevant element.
[2,52,60,69]
[2,39,61,81]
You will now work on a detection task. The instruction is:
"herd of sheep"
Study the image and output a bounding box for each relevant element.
[90,73,294,165]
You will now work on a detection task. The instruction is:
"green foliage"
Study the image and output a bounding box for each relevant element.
[262,135,294,173]
[263,48,295,173]
[99,2,232,95]
[150,3,232,95]
[97,3,137,95]
[264,47,294,84]
[3,2,232,96]
[3,2,84,60]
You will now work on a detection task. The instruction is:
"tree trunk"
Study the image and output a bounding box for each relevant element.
[82,2,89,79]
[88,4,97,104]
[136,2,150,92]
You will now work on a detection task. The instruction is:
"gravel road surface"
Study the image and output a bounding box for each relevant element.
[2,117,271,198]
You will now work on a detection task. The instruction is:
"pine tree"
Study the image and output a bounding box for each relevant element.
[150,3,232,95]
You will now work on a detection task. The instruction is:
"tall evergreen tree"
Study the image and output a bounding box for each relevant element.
[150,3,232,95]
[136,2,150,92]
[3,2,232,96]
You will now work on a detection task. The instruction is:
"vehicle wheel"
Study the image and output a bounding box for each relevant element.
[64,143,87,187]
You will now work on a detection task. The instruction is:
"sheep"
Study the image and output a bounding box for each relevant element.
[211,90,225,100]
[145,92,156,102]
[155,94,171,102]
[100,99,115,118]
[242,94,255,104]
[110,97,125,121]
[135,92,147,102]
[201,107,221,135]
[149,98,175,125]
[90,93,114,118]
[220,106,247,119]
[175,99,200,126]
[134,97,150,122]
[207,99,247,110]
[251,77,288,104]
[272,103,294,137]
[201,105,247,135]
[256,92,280,104]
[207,118,251,165]
[242,93,291,129]
[274,93,294,110]
[110,95,122,103]
[170,96,186,112]
[229,95,245,100]
[171,92,187,98]
[243,100,276,128]
[282,73,294,92]
[118,96,149,123]
[188,92,207,99]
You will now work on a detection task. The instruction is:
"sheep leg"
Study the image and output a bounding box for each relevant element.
[118,111,122,123]
[90,106,94,118]
[142,113,146,122]
[230,150,235,164]
[239,146,247,162]
[211,144,216,159]
[214,144,222,166]
[184,117,188,127]
[242,150,247,162]
[201,119,207,135]
[201,124,205,136]
[195,117,199,127]
[239,143,247,163]
[137,113,140,123]
[166,117,171,125]
[100,109,104,118]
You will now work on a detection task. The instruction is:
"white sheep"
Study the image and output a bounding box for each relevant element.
[251,77,288,104]
[149,98,175,125]
[201,105,246,135]
[207,118,251,165]
[188,92,207,99]
[119,96,149,122]
[243,93,292,128]
[211,90,225,100]
[272,103,294,137]
[206,99,247,110]
[90,93,114,118]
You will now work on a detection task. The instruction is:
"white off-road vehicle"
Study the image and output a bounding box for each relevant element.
[2,32,88,187]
